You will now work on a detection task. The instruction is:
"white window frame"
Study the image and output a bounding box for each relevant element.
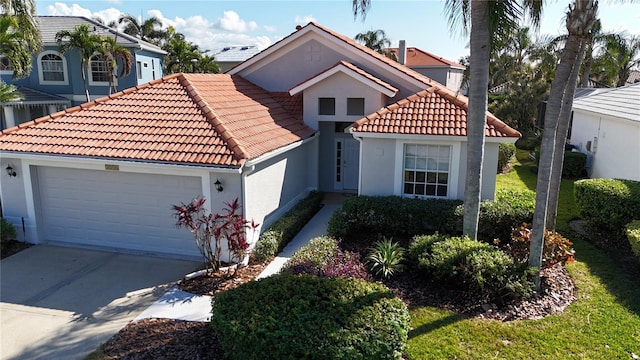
[0,55,14,75]
[37,51,68,85]
[88,53,115,87]
[394,140,460,199]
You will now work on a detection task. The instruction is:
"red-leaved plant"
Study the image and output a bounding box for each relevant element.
[501,223,575,269]
[172,197,259,275]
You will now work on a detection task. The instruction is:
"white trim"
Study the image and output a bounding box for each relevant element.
[22,161,40,243]
[37,50,69,85]
[88,53,117,87]
[201,172,213,215]
[289,63,398,97]
[0,153,243,174]
[352,131,517,143]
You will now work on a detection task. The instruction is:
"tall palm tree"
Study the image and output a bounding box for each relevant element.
[444,0,542,239]
[593,34,640,86]
[530,0,598,289]
[0,0,41,77]
[56,24,102,102]
[97,37,133,94]
[0,15,31,78]
[117,14,166,45]
[0,81,22,103]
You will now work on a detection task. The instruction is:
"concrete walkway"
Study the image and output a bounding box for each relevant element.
[136,193,347,322]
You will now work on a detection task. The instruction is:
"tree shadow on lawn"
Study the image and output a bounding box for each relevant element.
[407,312,466,339]
[570,234,640,317]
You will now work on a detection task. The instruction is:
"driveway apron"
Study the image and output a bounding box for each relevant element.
[0,245,200,360]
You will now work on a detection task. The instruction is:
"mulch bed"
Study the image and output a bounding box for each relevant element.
[0,240,32,260]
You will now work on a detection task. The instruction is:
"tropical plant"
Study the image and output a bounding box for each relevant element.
[530,0,599,290]
[96,37,133,94]
[172,197,258,274]
[117,14,166,45]
[55,24,102,102]
[163,30,201,74]
[366,237,405,278]
[592,33,640,87]
[354,29,396,60]
[0,80,22,103]
[0,15,32,78]
[0,0,41,77]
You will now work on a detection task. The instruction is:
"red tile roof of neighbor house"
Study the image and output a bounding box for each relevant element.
[353,87,521,138]
[0,73,314,167]
[387,47,466,69]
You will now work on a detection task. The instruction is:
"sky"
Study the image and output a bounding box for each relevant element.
[35,0,640,63]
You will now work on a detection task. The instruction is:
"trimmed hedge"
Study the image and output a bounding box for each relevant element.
[497,142,516,173]
[574,178,640,237]
[282,236,369,279]
[626,220,640,259]
[211,274,410,359]
[410,235,533,302]
[327,196,461,239]
[252,191,324,261]
[562,151,587,179]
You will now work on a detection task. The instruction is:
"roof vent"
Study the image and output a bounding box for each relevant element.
[241,46,249,50]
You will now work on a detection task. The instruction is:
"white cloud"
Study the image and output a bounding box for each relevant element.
[47,2,93,18]
[294,15,316,25]
[215,11,258,33]
[105,0,122,4]
[264,25,277,33]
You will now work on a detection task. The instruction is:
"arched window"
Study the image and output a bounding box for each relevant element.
[0,56,14,74]
[38,51,68,85]
[90,54,110,84]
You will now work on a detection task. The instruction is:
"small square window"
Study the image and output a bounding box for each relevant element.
[347,97,365,115]
[318,97,335,115]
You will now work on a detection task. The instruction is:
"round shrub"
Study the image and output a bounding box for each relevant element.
[575,178,640,238]
[283,236,369,279]
[407,233,449,265]
[211,274,410,360]
[626,220,640,259]
[251,230,279,262]
[413,236,533,302]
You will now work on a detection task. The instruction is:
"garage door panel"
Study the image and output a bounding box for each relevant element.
[37,167,202,257]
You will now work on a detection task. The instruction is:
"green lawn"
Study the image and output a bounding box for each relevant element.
[406,149,640,359]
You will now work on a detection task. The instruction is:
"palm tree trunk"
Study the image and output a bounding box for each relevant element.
[81,62,90,102]
[462,1,490,240]
[546,41,587,230]
[580,50,592,88]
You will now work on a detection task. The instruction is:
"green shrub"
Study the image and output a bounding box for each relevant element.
[562,151,587,178]
[366,238,405,278]
[327,196,461,239]
[283,236,340,275]
[407,233,449,265]
[503,223,575,269]
[574,178,640,238]
[497,143,516,173]
[1,218,17,242]
[626,220,640,259]
[413,236,533,302]
[515,135,540,150]
[252,191,323,260]
[211,274,410,359]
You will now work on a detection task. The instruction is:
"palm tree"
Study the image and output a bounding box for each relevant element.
[0,15,31,78]
[443,0,542,239]
[117,14,166,45]
[355,29,390,52]
[0,0,41,77]
[97,37,133,94]
[0,81,22,103]
[56,24,102,102]
[593,34,640,86]
[530,0,598,289]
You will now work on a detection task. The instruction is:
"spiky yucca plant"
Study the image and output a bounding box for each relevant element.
[366,237,405,279]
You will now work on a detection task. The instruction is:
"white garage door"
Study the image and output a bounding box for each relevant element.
[36,166,203,258]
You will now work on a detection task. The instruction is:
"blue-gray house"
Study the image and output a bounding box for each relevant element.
[1,16,166,129]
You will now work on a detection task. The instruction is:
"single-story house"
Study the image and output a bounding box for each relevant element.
[570,82,640,181]
[0,22,519,259]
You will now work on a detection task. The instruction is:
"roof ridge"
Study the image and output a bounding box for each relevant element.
[178,74,249,163]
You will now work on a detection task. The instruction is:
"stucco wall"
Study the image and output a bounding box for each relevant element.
[243,139,317,236]
[571,110,640,181]
[301,72,386,130]
[0,158,29,240]
[358,137,397,195]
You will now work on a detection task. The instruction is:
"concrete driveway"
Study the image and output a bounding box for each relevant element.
[0,245,200,360]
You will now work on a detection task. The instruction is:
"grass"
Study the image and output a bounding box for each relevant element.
[406,149,640,359]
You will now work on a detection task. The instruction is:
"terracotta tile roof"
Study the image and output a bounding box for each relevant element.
[0,73,315,167]
[388,47,465,69]
[353,87,521,138]
[289,61,398,96]
[271,92,303,121]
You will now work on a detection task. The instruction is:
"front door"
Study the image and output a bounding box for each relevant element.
[335,138,360,192]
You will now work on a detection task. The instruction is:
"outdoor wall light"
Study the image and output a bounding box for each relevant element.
[6,164,16,177]
[214,179,224,192]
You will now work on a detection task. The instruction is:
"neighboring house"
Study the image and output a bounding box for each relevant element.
[0,22,518,260]
[212,45,260,72]
[0,16,166,129]
[387,41,465,92]
[626,70,640,85]
[570,82,640,181]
